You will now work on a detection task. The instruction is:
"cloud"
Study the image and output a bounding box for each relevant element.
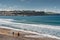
[0,3,20,11]
[0,3,60,13]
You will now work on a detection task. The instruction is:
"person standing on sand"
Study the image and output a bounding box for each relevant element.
[17,32,20,37]
[12,32,14,36]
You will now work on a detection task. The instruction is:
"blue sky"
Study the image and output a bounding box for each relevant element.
[0,0,60,12]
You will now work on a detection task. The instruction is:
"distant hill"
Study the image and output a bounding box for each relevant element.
[0,11,60,16]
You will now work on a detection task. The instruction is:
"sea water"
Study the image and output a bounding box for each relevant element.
[0,16,60,39]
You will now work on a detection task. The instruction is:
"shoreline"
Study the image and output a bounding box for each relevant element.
[0,27,59,40]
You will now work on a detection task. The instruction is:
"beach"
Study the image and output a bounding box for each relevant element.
[0,28,58,40]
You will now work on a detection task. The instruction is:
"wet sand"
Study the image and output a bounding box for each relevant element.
[0,28,59,40]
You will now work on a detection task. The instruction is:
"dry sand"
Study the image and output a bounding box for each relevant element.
[0,28,59,40]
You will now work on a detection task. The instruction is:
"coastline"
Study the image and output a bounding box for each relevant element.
[0,26,59,40]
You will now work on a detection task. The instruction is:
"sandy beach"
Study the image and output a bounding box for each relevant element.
[0,28,59,40]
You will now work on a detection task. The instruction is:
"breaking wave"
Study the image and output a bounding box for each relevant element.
[0,18,60,39]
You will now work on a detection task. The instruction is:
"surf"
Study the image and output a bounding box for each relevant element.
[0,18,60,39]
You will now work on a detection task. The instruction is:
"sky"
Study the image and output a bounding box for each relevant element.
[0,0,60,12]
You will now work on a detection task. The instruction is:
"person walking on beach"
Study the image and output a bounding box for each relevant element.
[17,32,20,37]
[12,32,14,36]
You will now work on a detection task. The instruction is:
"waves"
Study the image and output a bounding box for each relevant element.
[0,18,60,30]
[0,26,60,40]
[0,18,60,39]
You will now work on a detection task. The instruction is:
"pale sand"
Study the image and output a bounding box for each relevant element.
[0,28,59,40]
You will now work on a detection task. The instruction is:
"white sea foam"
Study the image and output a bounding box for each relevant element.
[0,19,60,39]
[0,18,60,30]
[0,26,60,40]
[1,19,60,29]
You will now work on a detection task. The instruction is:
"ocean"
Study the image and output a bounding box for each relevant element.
[0,16,60,39]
